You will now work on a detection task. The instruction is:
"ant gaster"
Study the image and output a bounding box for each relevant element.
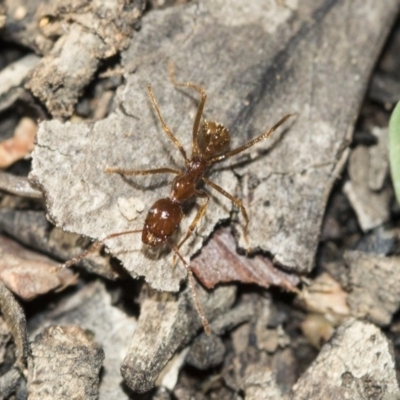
[62,64,293,334]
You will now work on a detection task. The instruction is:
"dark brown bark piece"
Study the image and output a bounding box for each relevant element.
[291,319,400,399]
[191,227,299,290]
[30,0,400,292]
[27,325,104,400]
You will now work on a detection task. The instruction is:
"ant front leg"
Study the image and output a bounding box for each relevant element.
[169,62,207,157]
[202,177,251,251]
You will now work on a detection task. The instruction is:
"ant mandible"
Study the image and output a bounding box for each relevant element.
[62,63,293,334]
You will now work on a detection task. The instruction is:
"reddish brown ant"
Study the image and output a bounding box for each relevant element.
[62,64,293,334]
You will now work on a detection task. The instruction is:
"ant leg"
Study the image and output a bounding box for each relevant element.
[147,85,189,164]
[202,177,250,248]
[60,229,142,269]
[169,62,206,156]
[169,243,211,335]
[105,166,181,176]
[177,190,209,251]
[208,114,295,164]
[172,190,209,266]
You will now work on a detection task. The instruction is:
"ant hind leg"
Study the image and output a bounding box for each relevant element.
[169,243,211,335]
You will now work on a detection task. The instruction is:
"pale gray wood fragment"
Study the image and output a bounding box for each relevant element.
[27,325,104,400]
[343,146,391,231]
[291,319,400,400]
[30,0,400,292]
[0,281,27,367]
[28,281,136,400]
[345,250,400,326]
[0,54,40,113]
[121,284,236,392]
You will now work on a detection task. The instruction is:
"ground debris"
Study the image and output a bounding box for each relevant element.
[0,117,37,168]
[28,281,136,400]
[0,234,76,300]
[345,250,400,326]
[0,54,40,113]
[27,325,104,400]
[121,284,236,392]
[24,0,146,117]
[343,145,391,231]
[0,209,118,280]
[191,226,299,291]
[291,319,400,399]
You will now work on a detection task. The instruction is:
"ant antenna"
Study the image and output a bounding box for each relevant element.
[60,229,142,269]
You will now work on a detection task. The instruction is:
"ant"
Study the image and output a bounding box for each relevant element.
[61,64,293,334]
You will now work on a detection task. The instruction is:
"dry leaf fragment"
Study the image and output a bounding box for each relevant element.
[0,117,37,168]
[191,227,299,291]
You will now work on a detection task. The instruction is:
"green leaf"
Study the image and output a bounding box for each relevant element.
[389,101,400,205]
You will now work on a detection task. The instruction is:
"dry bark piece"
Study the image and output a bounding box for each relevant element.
[243,364,286,400]
[26,0,146,118]
[343,146,391,231]
[0,281,28,366]
[345,250,400,326]
[297,273,350,325]
[0,235,76,300]
[0,54,40,113]
[2,0,53,54]
[0,368,22,399]
[369,71,400,106]
[356,226,400,255]
[291,319,400,399]
[0,172,42,198]
[186,333,225,370]
[0,117,37,168]
[192,227,299,290]
[28,281,136,400]
[157,347,190,391]
[121,284,236,393]
[31,0,400,292]
[369,127,389,191]
[0,317,11,364]
[0,210,117,280]
[27,325,104,400]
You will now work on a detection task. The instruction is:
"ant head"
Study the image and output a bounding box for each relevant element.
[198,120,230,159]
